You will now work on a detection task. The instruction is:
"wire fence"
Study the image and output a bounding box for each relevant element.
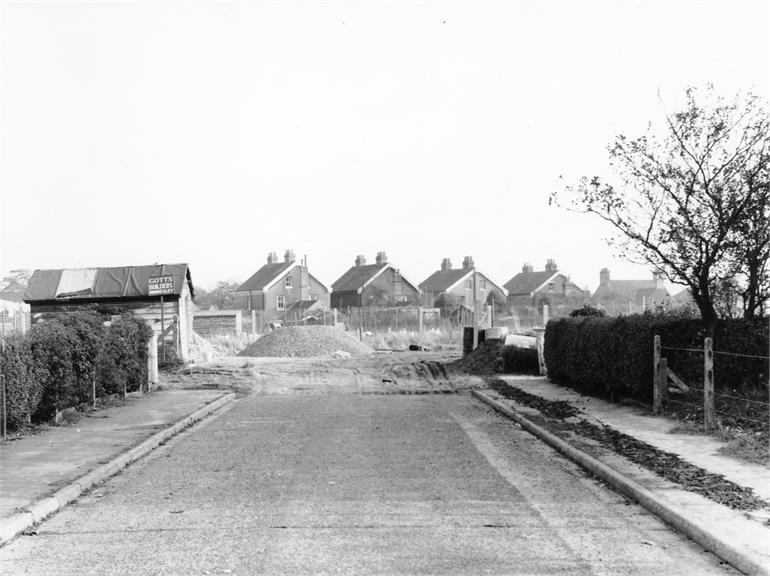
[657,335,769,431]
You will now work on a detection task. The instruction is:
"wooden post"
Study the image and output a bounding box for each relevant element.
[704,337,715,430]
[653,335,662,414]
[251,310,256,336]
[472,269,478,349]
[418,307,423,344]
[542,304,549,327]
[660,357,668,406]
[160,295,166,364]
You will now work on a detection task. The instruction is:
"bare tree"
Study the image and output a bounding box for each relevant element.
[554,86,769,335]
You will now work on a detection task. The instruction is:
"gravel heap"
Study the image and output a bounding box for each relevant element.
[238,325,373,358]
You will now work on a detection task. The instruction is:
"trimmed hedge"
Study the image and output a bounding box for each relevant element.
[1,311,153,428]
[501,346,540,374]
[544,315,769,402]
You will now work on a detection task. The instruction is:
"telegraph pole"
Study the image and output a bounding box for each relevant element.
[472,268,478,349]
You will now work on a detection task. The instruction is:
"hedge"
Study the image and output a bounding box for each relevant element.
[0,311,153,429]
[544,314,769,403]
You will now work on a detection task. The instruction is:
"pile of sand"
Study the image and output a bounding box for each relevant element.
[238,325,373,358]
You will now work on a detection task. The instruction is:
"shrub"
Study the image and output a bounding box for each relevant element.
[55,311,105,405]
[28,320,80,420]
[500,345,539,374]
[0,335,44,428]
[569,305,606,318]
[98,315,153,396]
[544,315,769,403]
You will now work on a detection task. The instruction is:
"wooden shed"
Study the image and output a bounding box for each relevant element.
[24,263,195,362]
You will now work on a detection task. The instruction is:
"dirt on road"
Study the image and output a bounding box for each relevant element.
[165,351,486,397]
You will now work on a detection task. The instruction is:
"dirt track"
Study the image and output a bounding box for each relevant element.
[163,351,487,397]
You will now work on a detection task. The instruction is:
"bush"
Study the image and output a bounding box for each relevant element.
[500,346,540,374]
[569,305,606,318]
[98,314,153,396]
[544,315,768,403]
[0,311,154,429]
[0,335,44,428]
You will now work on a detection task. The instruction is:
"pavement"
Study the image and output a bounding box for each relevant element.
[0,393,741,575]
[480,375,770,576]
[0,388,233,545]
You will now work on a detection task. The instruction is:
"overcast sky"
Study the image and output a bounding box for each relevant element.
[1,1,768,293]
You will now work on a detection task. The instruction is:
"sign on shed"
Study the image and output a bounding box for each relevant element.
[148,275,174,296]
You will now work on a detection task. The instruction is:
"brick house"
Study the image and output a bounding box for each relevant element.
[504,259,587,310]
[234,250,330,317]
[592,268,671,314]
[419,257,506,309]
[330,252,420,309]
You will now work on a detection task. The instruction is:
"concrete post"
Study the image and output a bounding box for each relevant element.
[534,327,546,376]
[147,332,159,391]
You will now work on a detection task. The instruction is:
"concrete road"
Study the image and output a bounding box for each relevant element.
[0,393,735,575]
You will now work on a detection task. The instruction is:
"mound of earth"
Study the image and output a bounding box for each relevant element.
[447,339,503,374]
[238,325,373,358]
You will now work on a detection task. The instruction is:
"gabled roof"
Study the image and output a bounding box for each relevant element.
[331,263,420,294]
[0,279,27,302]
[235,262,295,293]
[331,263,388,293]
[25,263,194,301]
[602,279,657,295]
[419,269,471,293]
[504,270,560,295]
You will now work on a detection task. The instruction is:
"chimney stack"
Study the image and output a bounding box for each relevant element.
[267,252,278,265]
[545,259,558,273]
[522,262,534,274]
[653,270,664,288]
[462,256,475,270]
[354,255,367,267]
[441,258,452,271]
[600,268,610,286]
[284,249,296,263]
[375,251,388,265]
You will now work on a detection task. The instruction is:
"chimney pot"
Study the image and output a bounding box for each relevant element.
[354,255,366,267]
[284,249,296,263]
[462,256,475,270]
[545,259,558,273]
[267,252,278,265]
[522,262,534,274]
[375,251,388,265]
[600,268,610,286]
[441,258,452,271]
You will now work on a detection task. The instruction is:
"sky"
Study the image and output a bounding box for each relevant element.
[1,1,768,293]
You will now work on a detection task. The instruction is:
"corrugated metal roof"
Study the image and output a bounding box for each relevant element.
[235,262,295,292]
[25,264,194,301]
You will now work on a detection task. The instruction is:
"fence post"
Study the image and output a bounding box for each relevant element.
[147,332,159,391]
[653,335,662,414]
[704,336,715,430]
[418,307,423,344]
[542,304,549,327]
[251,310,256,336]
[534,327,547,376]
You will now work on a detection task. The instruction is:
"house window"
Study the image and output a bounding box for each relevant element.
[480,278,487,290]
[465,279,472,289]
[277,296,285,310]
[310,294,318,301]
[285,276,292,288]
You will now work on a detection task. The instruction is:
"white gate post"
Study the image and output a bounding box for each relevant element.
[147,332,159,391]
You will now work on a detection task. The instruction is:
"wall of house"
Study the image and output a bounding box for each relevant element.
[308,275,330,308]
[360,267,419,307]
[331,290,361,310]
